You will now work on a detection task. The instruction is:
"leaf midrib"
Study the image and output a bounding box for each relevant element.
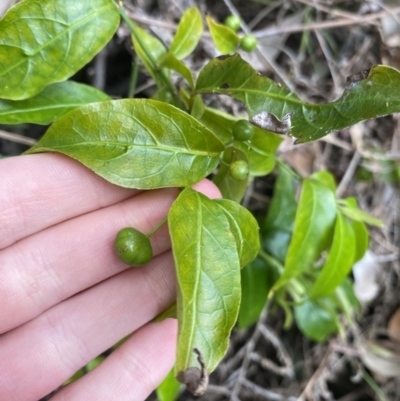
[35,141,220,157]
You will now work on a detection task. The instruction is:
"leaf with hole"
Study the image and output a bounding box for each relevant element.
[0,81,109,125]
[0,0,119,100]
[26,99,224,189]
[196,54,400,143]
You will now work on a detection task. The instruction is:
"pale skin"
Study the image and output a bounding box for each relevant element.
[0,153,221,401]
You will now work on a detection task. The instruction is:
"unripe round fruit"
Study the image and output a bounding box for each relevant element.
[114,227,153,266]
[240,35,258,52]
[230,160,249,181]
[232,119,255,141]
[224,15,241,32]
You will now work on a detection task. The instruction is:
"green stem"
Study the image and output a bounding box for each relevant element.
[128,56,139,98]
[146,216,168,238]
[116,3,176,95]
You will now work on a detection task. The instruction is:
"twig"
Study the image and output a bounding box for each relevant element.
[241,379,298,401]
[298,346,332,401]
[250,353,293,377]
[230,299,272,401]
[207,385,232,396]
[258,325,294,375]
[254,7,400,38]
[0,129,37,146]
[336,151,362,198]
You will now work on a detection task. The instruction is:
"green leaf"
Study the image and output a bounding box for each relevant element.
[334,278,360,324]
[26,99,224,189]
[294,299,338,342]
[206,16,240,54]
[338,199,384,227]
[154,304,177,323]
[196,54,400,143]
[352,220,369,263]
[190,95,205,120]
[234,127,282,176]
[0,0,119,100]
[309,213,356,298]
[213,147,249,203]
[198,106,282,175]
[86,356,105,372]
[169,7,203,60]
[160,53,194,90]
[131,24,168,89]
[157,369,182,401]
[214,199,260,267]
[238,257,273,329]
[0,81,109,125]
[274,171,337,289]
[169,188,241,378]
[339,198,369,262]
[198,107,237,144]
[262,164,298,262]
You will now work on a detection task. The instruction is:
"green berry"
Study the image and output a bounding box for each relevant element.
[224,15,241,32]
[230,160,249,181]
[114,227,153,266]
[232,120,255,141]
[240,35,257,52]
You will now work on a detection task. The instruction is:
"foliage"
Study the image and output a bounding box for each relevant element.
[0,1,392,398]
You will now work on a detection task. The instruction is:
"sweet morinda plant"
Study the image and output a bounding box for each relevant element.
[0,0,398,398]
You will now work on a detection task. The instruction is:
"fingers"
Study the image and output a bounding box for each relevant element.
[0,154,137,249]
[0,187,178,334]
[51,319,177,401]
[0,252,176,401]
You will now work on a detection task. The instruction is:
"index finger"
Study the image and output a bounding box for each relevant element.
[0,153,137,249]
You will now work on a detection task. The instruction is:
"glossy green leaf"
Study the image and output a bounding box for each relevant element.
[338,199,384,227]
[160,53,194,90]
[157,369,182,401]
[294,299,338,342]
[190,95,205,120]
[215,199,260,267]
[196,54,400,143]
[206,16,240,54]
[262,164,298,262]
[234,127,282,176]
[213,147,249,203]
[274,171,337,289]
[198,107,237,144]
[0,81,109,125]
[27,99,225,189]
[309,213,356,298]
[352,220,369,263]
[131,24,168,89]
[169,7,203,60]
[238,257,273,329]
[169,188,241,379]
[0,0,119,100]
[334,278,360,321]
[341,198,369,262]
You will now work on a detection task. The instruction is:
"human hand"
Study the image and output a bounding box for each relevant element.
[0,153,220,401]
